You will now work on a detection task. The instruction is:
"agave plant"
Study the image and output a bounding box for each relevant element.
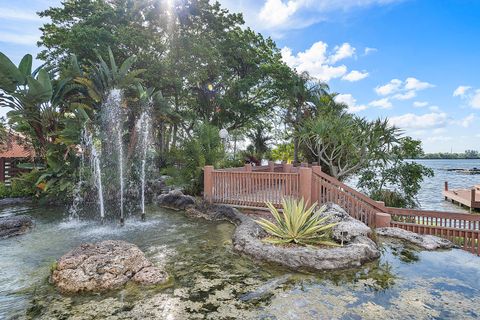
[256,198,338,246]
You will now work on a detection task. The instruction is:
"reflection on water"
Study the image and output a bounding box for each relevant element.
[0,203,479,319]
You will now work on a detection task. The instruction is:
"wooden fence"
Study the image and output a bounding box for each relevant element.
[204,163,480,255]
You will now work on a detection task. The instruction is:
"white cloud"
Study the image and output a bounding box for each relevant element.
[453,85,471,97]
[389,112,448,129]
[404,77,434,91]
[393,90,416,100]
[342,70,369,82]
[281,41,358,82]
[255,0,403,31]
[413,101,428,107]
[364,47,377,55]
[328,43,355,64]
[258,0,300,28]
[369,98,392,109]
[470,90,480,109]
[375,79,402,96]
[0,8,41,21]
[429,105,440,112]
[375,77,434,102]
[334,93,367,113]
[457,113,476,127]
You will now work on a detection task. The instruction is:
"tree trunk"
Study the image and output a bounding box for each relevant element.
[293,136,299,164]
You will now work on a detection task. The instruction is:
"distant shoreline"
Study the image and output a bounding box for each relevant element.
[414,158,480,160]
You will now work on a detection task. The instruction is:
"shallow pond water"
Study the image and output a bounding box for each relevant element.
[1,204,480,319]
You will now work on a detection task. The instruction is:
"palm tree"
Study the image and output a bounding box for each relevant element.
[281,70,329,163]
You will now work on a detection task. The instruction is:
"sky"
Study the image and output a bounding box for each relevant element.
[1,0,479,153]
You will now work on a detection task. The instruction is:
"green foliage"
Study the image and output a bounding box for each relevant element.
[169,123,225,195]
[358,137,434,208]
[0,183,10,198]
[270,143,295,163]
[299,112,399,180]
[421,149,480,159]
[256,198,338,246]
[246,124,272,160]
[0,170,44,199]
[10,171,41,198]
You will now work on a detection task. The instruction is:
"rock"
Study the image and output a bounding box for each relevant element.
[190,202,380,271]
[155,189,195,210]
[319,203,372,244]
[232,216,380,271]
[0,197,32,207]
[0,215,33,239]
[147,176,171,196]
[320,203,351,223]
[132,266,168,285]
[376,227,454,250]
[332,218,372,243]
[51,240,168,293]
[240,274,291,302]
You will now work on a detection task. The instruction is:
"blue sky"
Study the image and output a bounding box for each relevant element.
[1,0,479,152]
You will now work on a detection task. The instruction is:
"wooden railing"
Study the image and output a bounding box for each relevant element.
[387,207,480,254]
[312,168,385,227]
[210,170,299,208]
[204,162,480,255]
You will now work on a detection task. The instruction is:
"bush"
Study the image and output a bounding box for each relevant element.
[10,170,42,198]
[255,198,338,246]
[0,170,42,199]
[0,182,10,198]
[168,123,225,195]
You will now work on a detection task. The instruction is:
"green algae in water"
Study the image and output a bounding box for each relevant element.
[1,204,480,319]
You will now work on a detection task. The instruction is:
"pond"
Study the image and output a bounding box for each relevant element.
[1,204,480,319]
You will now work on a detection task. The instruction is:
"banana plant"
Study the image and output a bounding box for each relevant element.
[74,47,146,103]
[0,52,90,156]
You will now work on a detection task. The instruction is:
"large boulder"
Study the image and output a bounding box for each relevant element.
[376,227,454,250]
[155,189,195,210]
[191,202,380,271]
[0,215,33,239]
[51,240,168,293]
[232,215,379,271]
[319,203,372,244]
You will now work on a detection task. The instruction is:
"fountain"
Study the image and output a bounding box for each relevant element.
[136,110,152,221]
[85,131,105,221]
[69,89,151,224]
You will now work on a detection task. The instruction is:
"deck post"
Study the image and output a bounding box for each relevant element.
[299,167,312,206]
[244,163,252,171]
[283,163,293,173]
[444,181,448,191]
[311,166,321,204]
[471,189,476,208]
[375,212,391,228]
[204,166,214,203]
[268,161,275,172]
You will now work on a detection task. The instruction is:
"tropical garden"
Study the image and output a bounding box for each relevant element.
[0,0,432,208]
[2,1,480,319]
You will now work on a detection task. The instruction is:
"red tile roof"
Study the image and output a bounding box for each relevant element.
[0,134,34,158]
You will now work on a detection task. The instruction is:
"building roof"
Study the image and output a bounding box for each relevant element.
[0,134,35,159]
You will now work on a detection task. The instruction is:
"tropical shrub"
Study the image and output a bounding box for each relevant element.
[256,198,338,246]
[168,123,225,195]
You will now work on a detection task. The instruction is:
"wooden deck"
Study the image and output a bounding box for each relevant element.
[204,164,480,255]
[443,184,480,211]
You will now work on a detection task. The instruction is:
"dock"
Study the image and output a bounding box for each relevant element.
[443,182,480,211]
